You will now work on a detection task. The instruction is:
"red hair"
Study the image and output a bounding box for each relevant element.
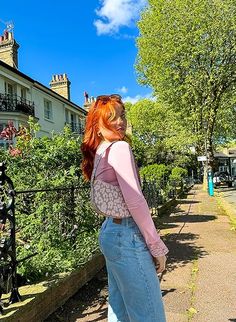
[81,98,127,181]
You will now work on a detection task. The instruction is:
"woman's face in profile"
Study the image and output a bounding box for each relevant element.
[99,104,127,142]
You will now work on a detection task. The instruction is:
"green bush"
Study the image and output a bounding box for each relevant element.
[169,167,188,187]
[0,119,100,283]
[140,164,170,187]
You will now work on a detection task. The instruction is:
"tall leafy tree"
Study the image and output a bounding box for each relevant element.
[136,0,236,169]
[126,99,195,167]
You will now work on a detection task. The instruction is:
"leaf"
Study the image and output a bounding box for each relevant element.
[188,307,197,314]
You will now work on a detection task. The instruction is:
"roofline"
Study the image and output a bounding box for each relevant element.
[0,60,87,115]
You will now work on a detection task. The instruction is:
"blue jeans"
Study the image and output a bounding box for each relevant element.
[99,217,166,322]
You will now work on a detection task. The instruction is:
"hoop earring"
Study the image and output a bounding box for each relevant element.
[97,132,102,137]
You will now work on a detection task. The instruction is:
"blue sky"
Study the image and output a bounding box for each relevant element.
[0,0,151,107]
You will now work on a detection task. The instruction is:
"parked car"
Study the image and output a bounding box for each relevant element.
[213,171,233,188]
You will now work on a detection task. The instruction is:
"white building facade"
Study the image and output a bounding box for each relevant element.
[0,30,86,147]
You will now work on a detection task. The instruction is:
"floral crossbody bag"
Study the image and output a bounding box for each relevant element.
[90,142,131,218]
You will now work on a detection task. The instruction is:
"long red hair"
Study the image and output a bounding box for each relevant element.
[81,97,127,181]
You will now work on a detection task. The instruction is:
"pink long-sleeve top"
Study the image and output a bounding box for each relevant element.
[94,140,169,257]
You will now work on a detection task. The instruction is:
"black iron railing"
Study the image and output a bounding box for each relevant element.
[0,162,21,314]
[0,161,194,314]
[0,165,102,314]
[142,176,194,215]
[0,93,35,116]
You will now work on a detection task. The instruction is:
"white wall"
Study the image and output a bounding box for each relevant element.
[0,65,86,138]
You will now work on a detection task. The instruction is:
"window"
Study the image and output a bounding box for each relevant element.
[5,82,13,95]
[4,81,15,107]
[78,118,84,134]
[70,113,76,131]
[44,99,53,120]
[65,109,69,124]
[21,87,26,100]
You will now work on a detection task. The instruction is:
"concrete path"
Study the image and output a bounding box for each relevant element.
[46,185,236,322]
[161,185,236,322]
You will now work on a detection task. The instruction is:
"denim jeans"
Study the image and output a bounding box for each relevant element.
[99,217,166,322]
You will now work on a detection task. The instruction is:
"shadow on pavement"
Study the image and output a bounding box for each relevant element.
[169,214,217,223]
[76,304,107,322]
[164,232,208,273]
[177,200,200,205]
[45,269,108,322]
[161,288,176,297]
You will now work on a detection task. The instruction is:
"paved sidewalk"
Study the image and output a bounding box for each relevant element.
[161,185,236,322]
[46,185,236,322]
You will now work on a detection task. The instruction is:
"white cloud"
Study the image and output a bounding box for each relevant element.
[118,86,128,94]
[123,92,154,104]
[94,0,147,35]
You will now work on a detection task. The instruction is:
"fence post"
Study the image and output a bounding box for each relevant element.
[0,162,21,314]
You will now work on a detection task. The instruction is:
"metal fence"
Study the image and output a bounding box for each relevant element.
[0,163,103,314]
[0,161,194,314]
[142,176,194,215]
[0,93,35,116]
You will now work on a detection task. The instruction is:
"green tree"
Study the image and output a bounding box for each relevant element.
[126,99,195,167]
[136,0,236,173]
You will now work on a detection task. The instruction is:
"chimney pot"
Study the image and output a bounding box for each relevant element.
[0,30,19,68]
[4,31,8,40]
[50,73,71,100]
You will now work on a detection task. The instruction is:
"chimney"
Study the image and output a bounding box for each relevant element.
[0,31,19,68]
[83,91,95,111]
[50,73,71,100]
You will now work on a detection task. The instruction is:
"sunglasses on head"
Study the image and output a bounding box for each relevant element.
[96,94,122,102]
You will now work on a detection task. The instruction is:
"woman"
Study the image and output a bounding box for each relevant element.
[81,94,168,322]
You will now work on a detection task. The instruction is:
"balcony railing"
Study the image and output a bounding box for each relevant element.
[0,93,35,116]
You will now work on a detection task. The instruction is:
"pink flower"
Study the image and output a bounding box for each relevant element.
[9,145,22,157]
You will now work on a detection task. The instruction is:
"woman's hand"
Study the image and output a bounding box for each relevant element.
[153,255,167,274]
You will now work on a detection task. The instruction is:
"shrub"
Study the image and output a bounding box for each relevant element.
[140,164,170,187]
[169,167,188,187]
[0,120,100,283]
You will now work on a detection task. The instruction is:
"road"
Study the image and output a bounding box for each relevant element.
[216,185,236,217]
[215,184,236,224]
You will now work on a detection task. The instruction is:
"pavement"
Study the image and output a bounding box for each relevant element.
[160,184,236,322]
[46,184,236,322]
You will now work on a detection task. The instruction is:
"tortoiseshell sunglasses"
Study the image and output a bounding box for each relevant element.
[97,94,122,101]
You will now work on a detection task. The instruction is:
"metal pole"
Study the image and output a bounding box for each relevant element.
[204,128,214,196]
[0,162,21,314]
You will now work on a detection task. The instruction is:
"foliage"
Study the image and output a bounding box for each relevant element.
[136,0,236,163]
[140,164,169,185]
[169,167,188,186]
[214,99,236,145]
[222,140,236,148]
[126,99,196,167]
[0,119,100,283]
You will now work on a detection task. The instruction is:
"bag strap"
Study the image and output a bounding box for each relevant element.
[91,141,117,184]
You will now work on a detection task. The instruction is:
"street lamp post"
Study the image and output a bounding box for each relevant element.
[203,123,214,196]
